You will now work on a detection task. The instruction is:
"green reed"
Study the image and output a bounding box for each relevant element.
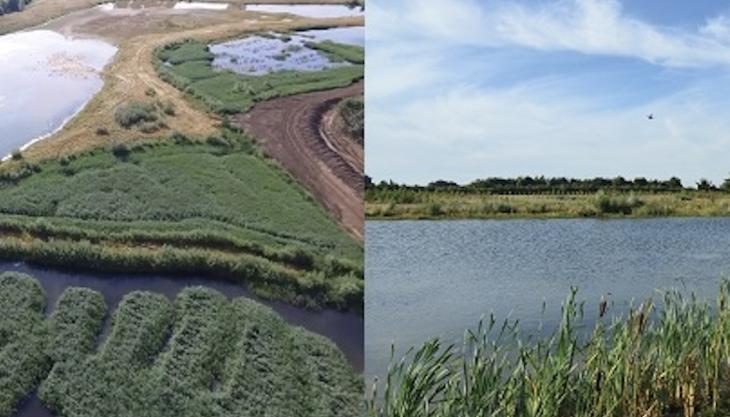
[370,283,730,417]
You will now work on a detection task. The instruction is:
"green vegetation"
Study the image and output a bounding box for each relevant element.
[308,40,365,64]
[0,273,47,417]
[155,38,364,114]
[0,272,361,417]
[0,0,32,16]
[367,176,730,220]
[339,96,364,142]
[370,284,730,417]
[0,132,362,310]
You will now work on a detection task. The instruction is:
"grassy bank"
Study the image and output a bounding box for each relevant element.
[0,272,362,417]
[370,284,730,417]
[0,132,362,310]
[366,191,730,220]
[155,37,364,114]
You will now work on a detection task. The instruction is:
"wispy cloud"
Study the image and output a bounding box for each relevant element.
[366,0,730,185]
[370,0,730,68]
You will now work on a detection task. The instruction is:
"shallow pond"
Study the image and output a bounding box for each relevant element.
[210,30,358,75]
[246,4,364,18]
[173,1,228,10]
[6,261,363,417]
[0,30,116,158]
[365,218,730,378]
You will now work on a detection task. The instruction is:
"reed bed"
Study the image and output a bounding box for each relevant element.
[370,284,730,417]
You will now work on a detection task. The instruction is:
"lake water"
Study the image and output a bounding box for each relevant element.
[210,28,361,75]
[173,2,228,10]
[0,30,116,158]
[5,261,363,417]
[246,4,364,18]
[365,218,730,377]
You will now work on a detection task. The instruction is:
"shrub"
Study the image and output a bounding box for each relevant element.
[10,149,22,160]
[111,143,131,159]
[95,127,110,136]
[594,192,643,215]
[114,101,157,128]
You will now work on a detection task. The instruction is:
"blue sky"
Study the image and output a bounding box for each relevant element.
[365,0,730,187]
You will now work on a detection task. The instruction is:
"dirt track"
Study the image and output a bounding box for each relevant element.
[235,81,364,242]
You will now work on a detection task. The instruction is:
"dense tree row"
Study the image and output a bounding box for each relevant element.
[366,176,693,195]
[0,273,362,417]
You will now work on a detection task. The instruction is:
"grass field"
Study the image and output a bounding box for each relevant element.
[366,190,730,220]
[370,284,730,417]
[0,132,362,310]
[0,272,362,417]
[155,38,364,114]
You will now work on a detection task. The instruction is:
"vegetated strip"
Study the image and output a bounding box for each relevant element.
[366,176,730,219]
[370,283,730,417]
[36,282,363,417]
[0,134,362,311]
[0,273,48,417]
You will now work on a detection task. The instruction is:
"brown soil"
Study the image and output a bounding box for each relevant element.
[235,81,364,242]
[321,98,363,174]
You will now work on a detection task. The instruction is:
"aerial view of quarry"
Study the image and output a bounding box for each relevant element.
[0,0,364,416]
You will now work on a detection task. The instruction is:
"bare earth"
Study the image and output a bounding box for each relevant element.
[10,5,363,161]
[235,81,364,241]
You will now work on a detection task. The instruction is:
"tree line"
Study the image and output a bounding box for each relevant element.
[366,175,730,194]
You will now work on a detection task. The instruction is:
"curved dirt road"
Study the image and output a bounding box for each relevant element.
[235,81,364,242]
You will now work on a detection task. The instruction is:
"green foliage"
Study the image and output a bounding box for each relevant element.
[0,133,361,309]
[0,272,48,417]
[308,40,365,64]
[114,101,158,128]
[155,40,364,114]
[370,283,730,417]
[594,191,644,215]
[34,284,362,417]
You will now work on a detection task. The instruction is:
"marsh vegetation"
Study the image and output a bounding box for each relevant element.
[0,272,362,417]
[156,36,364,114]
[0,132,362,310]
[370,284,730,417]
[366,177,730,219]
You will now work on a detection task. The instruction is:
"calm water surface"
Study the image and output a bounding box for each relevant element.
[365,218,730,377]
[0,30,116,157]
[210,27,362,75]
[6,262,363,417]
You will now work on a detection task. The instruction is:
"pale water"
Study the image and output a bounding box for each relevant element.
[365,218,730,377]
[0,30,116,157]
[210,28,362,75]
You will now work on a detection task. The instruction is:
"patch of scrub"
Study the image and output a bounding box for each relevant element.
[0,30,116,158]
[210,32,352,75]
[173,1,228,10]
[299,26,364,46]
[246,4,364,18]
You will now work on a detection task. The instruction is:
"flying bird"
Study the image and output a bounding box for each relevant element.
[647,113,654,120]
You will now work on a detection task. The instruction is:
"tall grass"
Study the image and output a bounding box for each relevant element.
[370,283,730,417]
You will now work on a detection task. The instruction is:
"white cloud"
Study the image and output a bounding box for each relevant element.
[365,0,730,186]
[369,0,730,68]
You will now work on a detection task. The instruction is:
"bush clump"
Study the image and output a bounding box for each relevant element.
[114,101,157,128]
[594,191,644,215]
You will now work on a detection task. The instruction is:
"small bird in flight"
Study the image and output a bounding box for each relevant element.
[647,113,654,120]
